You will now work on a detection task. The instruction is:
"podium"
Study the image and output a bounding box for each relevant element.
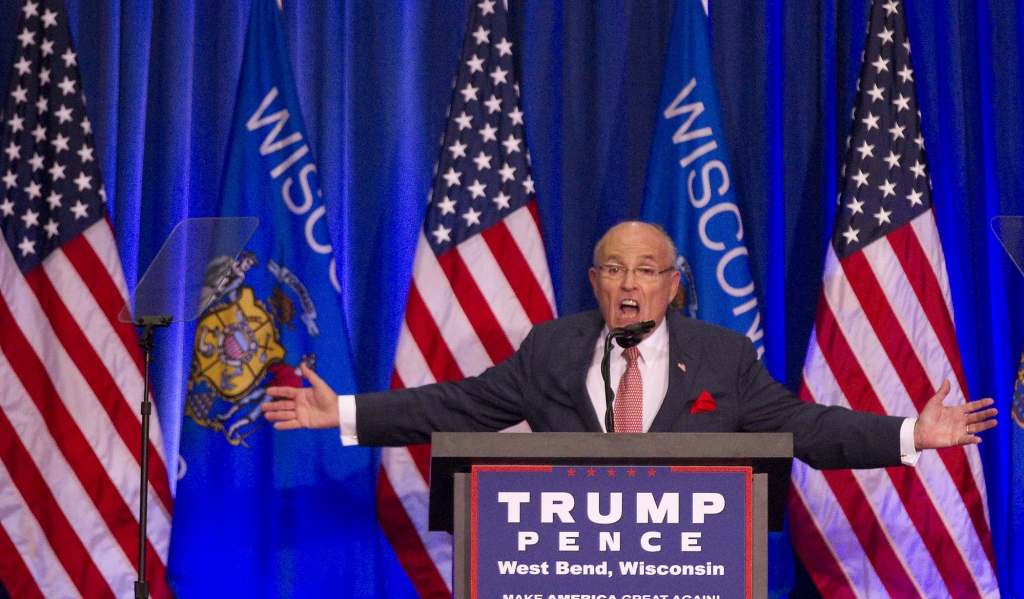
[429,432,793,599]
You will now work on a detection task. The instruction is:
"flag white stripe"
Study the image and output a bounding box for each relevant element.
[909,211,955,317]
[410,234,493,376]
[381,447,454,591]
[393,320,437,389]
[504,207,557,315]
[0,457,82,599]
[83,222,131,301]
[457,235,532,348]
[0,350,131,597]
[43,246,169,468]
[0,249,172,554]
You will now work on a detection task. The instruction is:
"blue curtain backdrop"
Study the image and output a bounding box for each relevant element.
[0,0,1022,597]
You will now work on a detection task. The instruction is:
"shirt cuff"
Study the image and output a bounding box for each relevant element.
[339,394,359,446]
[900,417,920,466]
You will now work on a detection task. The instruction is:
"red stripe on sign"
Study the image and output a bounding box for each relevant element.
[403,284,465,383]
[24,266,173,512]
[888,223,970,397]
[436,249,515,364]
[0,406,116,599]
[408,443,433,487]
[814,299,982,598]
[0,521,47,599]
[62,233,145,374]
[377,473,451,599]
[390,368,405,390]
[787,483,858,599]
[481,221,554,325]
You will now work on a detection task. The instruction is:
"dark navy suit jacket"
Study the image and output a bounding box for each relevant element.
[356,311,905,470]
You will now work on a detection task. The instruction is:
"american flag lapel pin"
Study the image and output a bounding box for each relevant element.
[677,362,686,373]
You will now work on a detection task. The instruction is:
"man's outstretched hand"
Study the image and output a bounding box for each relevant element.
[262,363,341,430]
[914,380,998,450]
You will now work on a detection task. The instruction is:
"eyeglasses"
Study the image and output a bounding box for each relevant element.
[593,264,676,282]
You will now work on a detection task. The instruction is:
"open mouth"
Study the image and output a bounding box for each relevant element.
[619,299,640,320]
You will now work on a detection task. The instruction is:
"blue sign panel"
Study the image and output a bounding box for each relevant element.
[471,465,752,599]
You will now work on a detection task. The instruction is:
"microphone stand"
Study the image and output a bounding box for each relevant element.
[601,319,655,433]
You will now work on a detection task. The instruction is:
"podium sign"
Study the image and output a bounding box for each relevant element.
[471,465,752,599]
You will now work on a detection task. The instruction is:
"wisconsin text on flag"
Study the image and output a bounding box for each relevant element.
[0,1,174,598]
[787,0,997,597]
[377,0,557,596]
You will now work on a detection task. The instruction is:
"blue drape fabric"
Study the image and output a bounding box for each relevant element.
[1,0,1021,597]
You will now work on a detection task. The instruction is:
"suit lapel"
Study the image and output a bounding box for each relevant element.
[649,314,700,432]
[568,311,605,432]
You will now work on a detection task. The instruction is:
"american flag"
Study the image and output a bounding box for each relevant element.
[787,0,998,597]
[375,0,556,595]
[0,1,173,598]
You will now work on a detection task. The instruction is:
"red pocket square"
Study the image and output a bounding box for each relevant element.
[690,391,716,414]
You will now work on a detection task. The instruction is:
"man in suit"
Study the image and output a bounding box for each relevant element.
[263,221,997,468]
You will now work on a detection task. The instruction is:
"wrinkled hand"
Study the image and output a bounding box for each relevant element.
[262,363,341,430]
[914,380,998,450]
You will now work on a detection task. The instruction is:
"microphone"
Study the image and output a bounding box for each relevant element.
[601,319,655,432]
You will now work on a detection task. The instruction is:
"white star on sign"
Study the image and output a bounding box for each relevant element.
[17,28,36,48]
[73,172,92,191]
[867,84,885,102]
[472,151,492,170]
[10,85,27,103]
[57,76,76,96]
[872,56,889,73]
[909,161,926,178]
[442,167,462,187]
[48,162,65,181]
[3,171,17,189]
[41,8,58,27]
[29,153,44,171]
[31,124,46,143]
[7,114,24,133]
[502,134,522,154]
[36,95,48,114]
[914,134,925,149]
[878,179,897,197]
[861,112,879,130]
[24,181,42,200]
[495,37,513,57]
[855,140,875,159]
[455,111,473,130]
[44,219,59,238]
[431,223,452,244]
[846,196,865,215]
[21,208,39,229]
[62,48,77,67]
[888,122,905,140]
[489,66,508,86]
[893,94,911,112]
[877,27,894,44]
[55,104,74,124]
[851,169,869,188]
[492,191,511,210]
[467,179,487,199]
[907,189,923,206]
[498,163,516,182]
[521,175,535,194]
[462,207,482,226]
[478,0,496,15]
[14,56,31,76]
[483,94,502,114]
[883,0,899,15]
[40,40,54,58]
[842,225,860,244]
[77,145,94,163]
[883,151,901,169]
[874,207,892,225]
[460,83,479,103]
[22,0,39,17]
[471,26,491,45]
[508,106,524,126]
[46,191,62,209]
[466,54,484,74]
[479,123,498,142]
[70,199,89,219]
[18,236,36,256]
[52,133,70,153]
[4,142,21,161]
[0,198,14,217]
[437,196,457,215]
[81,116,92,135]
[448,139,468,159]
[897,65,913,83]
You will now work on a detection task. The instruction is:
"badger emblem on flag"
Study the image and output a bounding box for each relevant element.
[185,252,317,447]
[1013,351,1024,430]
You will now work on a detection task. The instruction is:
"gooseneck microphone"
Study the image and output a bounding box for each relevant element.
[601,319,656,432]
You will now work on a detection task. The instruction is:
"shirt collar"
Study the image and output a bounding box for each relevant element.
[597,317,670,363]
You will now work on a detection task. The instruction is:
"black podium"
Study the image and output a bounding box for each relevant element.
[429,432,793,599]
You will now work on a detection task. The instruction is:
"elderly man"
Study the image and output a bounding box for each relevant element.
[263,221,996,469]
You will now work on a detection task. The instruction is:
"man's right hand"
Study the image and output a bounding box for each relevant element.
[263,363,341,429]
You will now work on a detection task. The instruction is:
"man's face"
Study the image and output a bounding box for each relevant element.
[588,223,680,332]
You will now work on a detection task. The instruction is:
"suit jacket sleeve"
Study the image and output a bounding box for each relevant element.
[733,335,905,470]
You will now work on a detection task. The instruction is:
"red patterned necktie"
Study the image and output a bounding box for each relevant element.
[613,346,643,432]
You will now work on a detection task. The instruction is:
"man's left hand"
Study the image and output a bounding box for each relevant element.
[914,379,998,450]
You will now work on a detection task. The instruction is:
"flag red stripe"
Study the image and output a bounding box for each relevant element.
[0,523,46,599]
[22,266,173,514]
[0,288,172,596]
[0,406,116,599]
[408,443,433,487]
[786,485,858,599]
[403,285,464,383]
[841,249,991,571]
[436,250,515,364]
[481,220,554,325]
[814,296,982,597]
[376,474,451,599]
